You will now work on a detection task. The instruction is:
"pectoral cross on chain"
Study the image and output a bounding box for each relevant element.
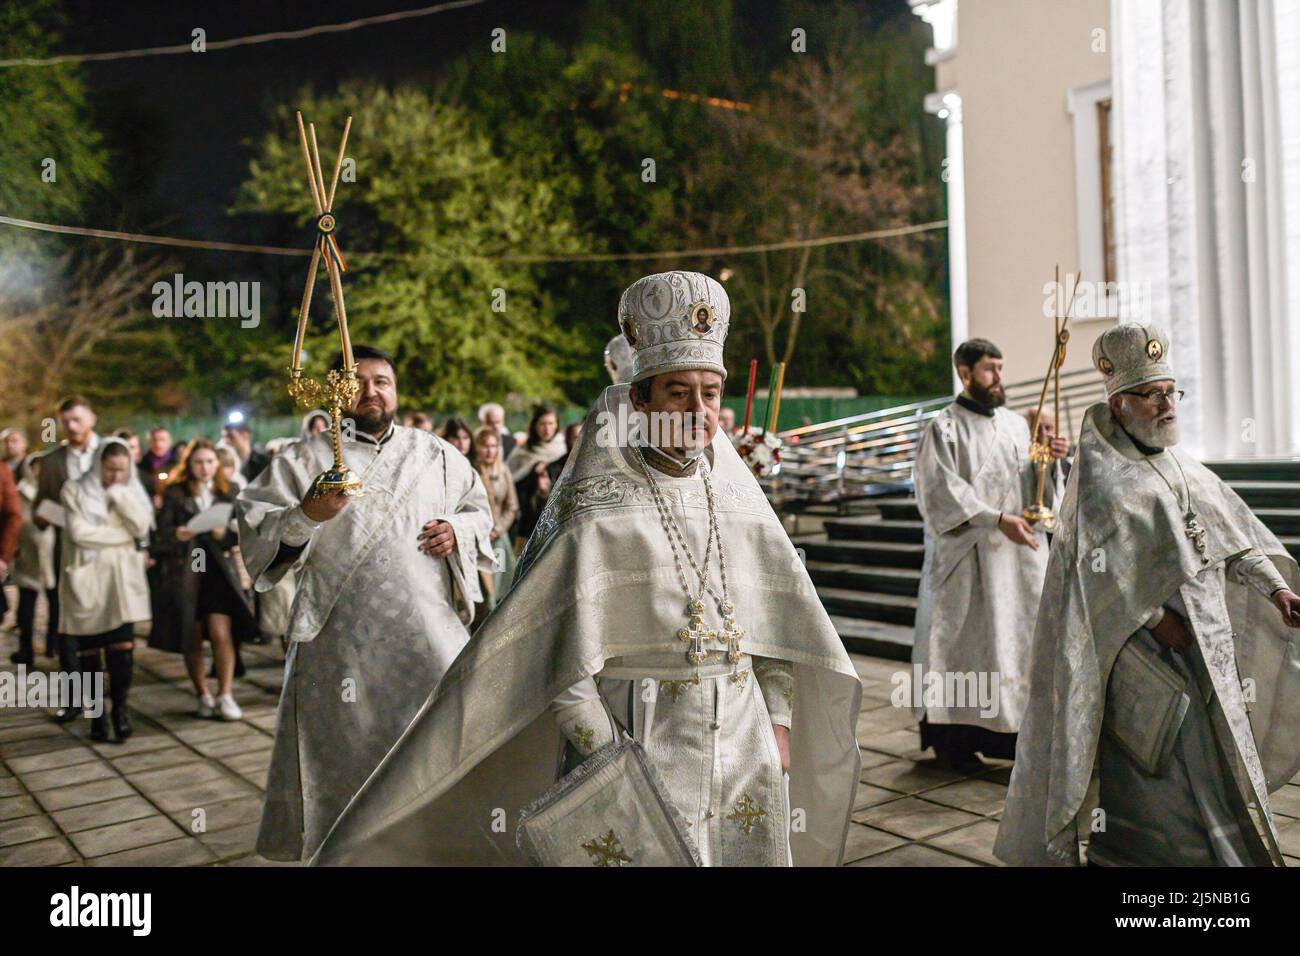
[1185,511,1208,555]
[677,600,717,665]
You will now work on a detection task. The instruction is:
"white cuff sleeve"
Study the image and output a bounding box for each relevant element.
[755,657,794,729]
[280,506,322,547]
[553,696,616,757]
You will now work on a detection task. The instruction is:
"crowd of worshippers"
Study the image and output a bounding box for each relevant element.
[0,395,583,746]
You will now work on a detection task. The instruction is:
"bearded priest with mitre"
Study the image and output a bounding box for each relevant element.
[996,323,1300,866]
[313,271,862,867]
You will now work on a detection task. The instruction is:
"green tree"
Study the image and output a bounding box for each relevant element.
[0,0,109,258]
[235,84,587,412]
[439,35,691,400]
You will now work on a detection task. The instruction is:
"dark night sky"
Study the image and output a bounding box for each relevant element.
[57,0,588,241]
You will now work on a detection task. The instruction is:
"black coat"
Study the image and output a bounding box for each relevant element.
[241,450,270,483]
[148,484,257,653]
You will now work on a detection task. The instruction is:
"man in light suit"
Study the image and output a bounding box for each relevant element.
[34,396,101,700]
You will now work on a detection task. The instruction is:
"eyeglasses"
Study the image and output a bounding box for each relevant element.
[1128,388,1185,407]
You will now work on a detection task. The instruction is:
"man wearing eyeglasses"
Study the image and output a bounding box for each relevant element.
[997,322,1300,867]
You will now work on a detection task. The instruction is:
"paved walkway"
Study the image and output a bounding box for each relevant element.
[2,606,1298,866]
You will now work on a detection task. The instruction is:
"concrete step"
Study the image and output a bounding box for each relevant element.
[815,586,917,626]
[877,498,922,522]
[824,516,925,545]
[1205,460,1300,483]
[830,615,913,661]
[796,536,926,569]
[806,561,921,597]
[1253,508,1300,537]
[1227,481,1300,510]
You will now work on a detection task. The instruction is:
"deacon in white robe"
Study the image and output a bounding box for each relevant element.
[236,346,495,862]
[911,339,1062,769]
[313,272,862,867]
[996,324,1300,866]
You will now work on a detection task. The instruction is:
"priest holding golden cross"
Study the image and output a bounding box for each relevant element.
[234,112,497,862]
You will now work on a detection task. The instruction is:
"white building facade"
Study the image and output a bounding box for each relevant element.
[912,0,1300,458]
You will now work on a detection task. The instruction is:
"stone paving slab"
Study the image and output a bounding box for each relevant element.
[33,777,135,812]
[0,813,59,847]
[110,745,199,775]
[70,814,188,858]
[7,745,100,774]
[0,794,41,821]
[850,843,983,866]
[854,796,986,840]
[166,793,265,832]
[198,821,261,861]
[0,835,77,865]
[150,775,262,815]
[51,795,159,834]
[842,823,907,863]
[88,836,218,867]
[20,759,119,793]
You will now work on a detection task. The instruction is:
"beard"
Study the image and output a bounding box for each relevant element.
[1123,411,1179,449]
[352,402,394,436]
[969,380,1006,409]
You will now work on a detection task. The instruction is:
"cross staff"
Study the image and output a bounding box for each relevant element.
[290,111,353,376]
[1023,266,1081,530]
[285,110,363,496]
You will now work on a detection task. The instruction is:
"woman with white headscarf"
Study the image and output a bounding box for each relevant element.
[505,404,567,552]
[59,438,154,742]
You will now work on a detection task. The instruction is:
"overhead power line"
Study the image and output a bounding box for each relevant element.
[0,0,486,68]
[0,214,947,263]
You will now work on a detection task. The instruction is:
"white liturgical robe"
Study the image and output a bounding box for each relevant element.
[236,424,495,861]
[912,399,1049,732]
[995,403,1300,866]
[312,385,862,867]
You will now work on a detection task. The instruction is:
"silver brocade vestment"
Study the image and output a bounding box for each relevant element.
[912,402,1049,731]
[995,403,1300,866]
[236,426,495,861]
[311,385,863,866]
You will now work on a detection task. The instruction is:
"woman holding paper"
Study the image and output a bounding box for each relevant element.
[149,438,257,720]
[59,438,153,742]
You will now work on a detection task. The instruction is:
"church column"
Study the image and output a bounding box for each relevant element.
[926,89,969,392]
[1112,0,1300,457]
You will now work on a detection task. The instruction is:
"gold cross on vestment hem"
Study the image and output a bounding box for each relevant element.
[727,794,768,835]
[581,830,632,866]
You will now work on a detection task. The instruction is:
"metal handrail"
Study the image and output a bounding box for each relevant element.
[761,366,1106,511]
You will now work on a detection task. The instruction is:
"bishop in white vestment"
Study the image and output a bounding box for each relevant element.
[911,339,1060,768]
[996,324,1300,866]
[313,272,862,867]
[237,346,495,861]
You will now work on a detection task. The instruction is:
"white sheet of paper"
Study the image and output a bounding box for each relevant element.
[35,499,66,528]
[185,503,233,534]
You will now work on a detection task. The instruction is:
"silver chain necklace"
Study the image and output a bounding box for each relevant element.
[1144,451,1209,562]
[634,446,745,668]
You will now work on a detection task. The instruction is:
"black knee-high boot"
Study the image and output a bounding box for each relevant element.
[55,634,85,722]
[80,650,108,742]
[106,647,134,741]
[12,588,36,665]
